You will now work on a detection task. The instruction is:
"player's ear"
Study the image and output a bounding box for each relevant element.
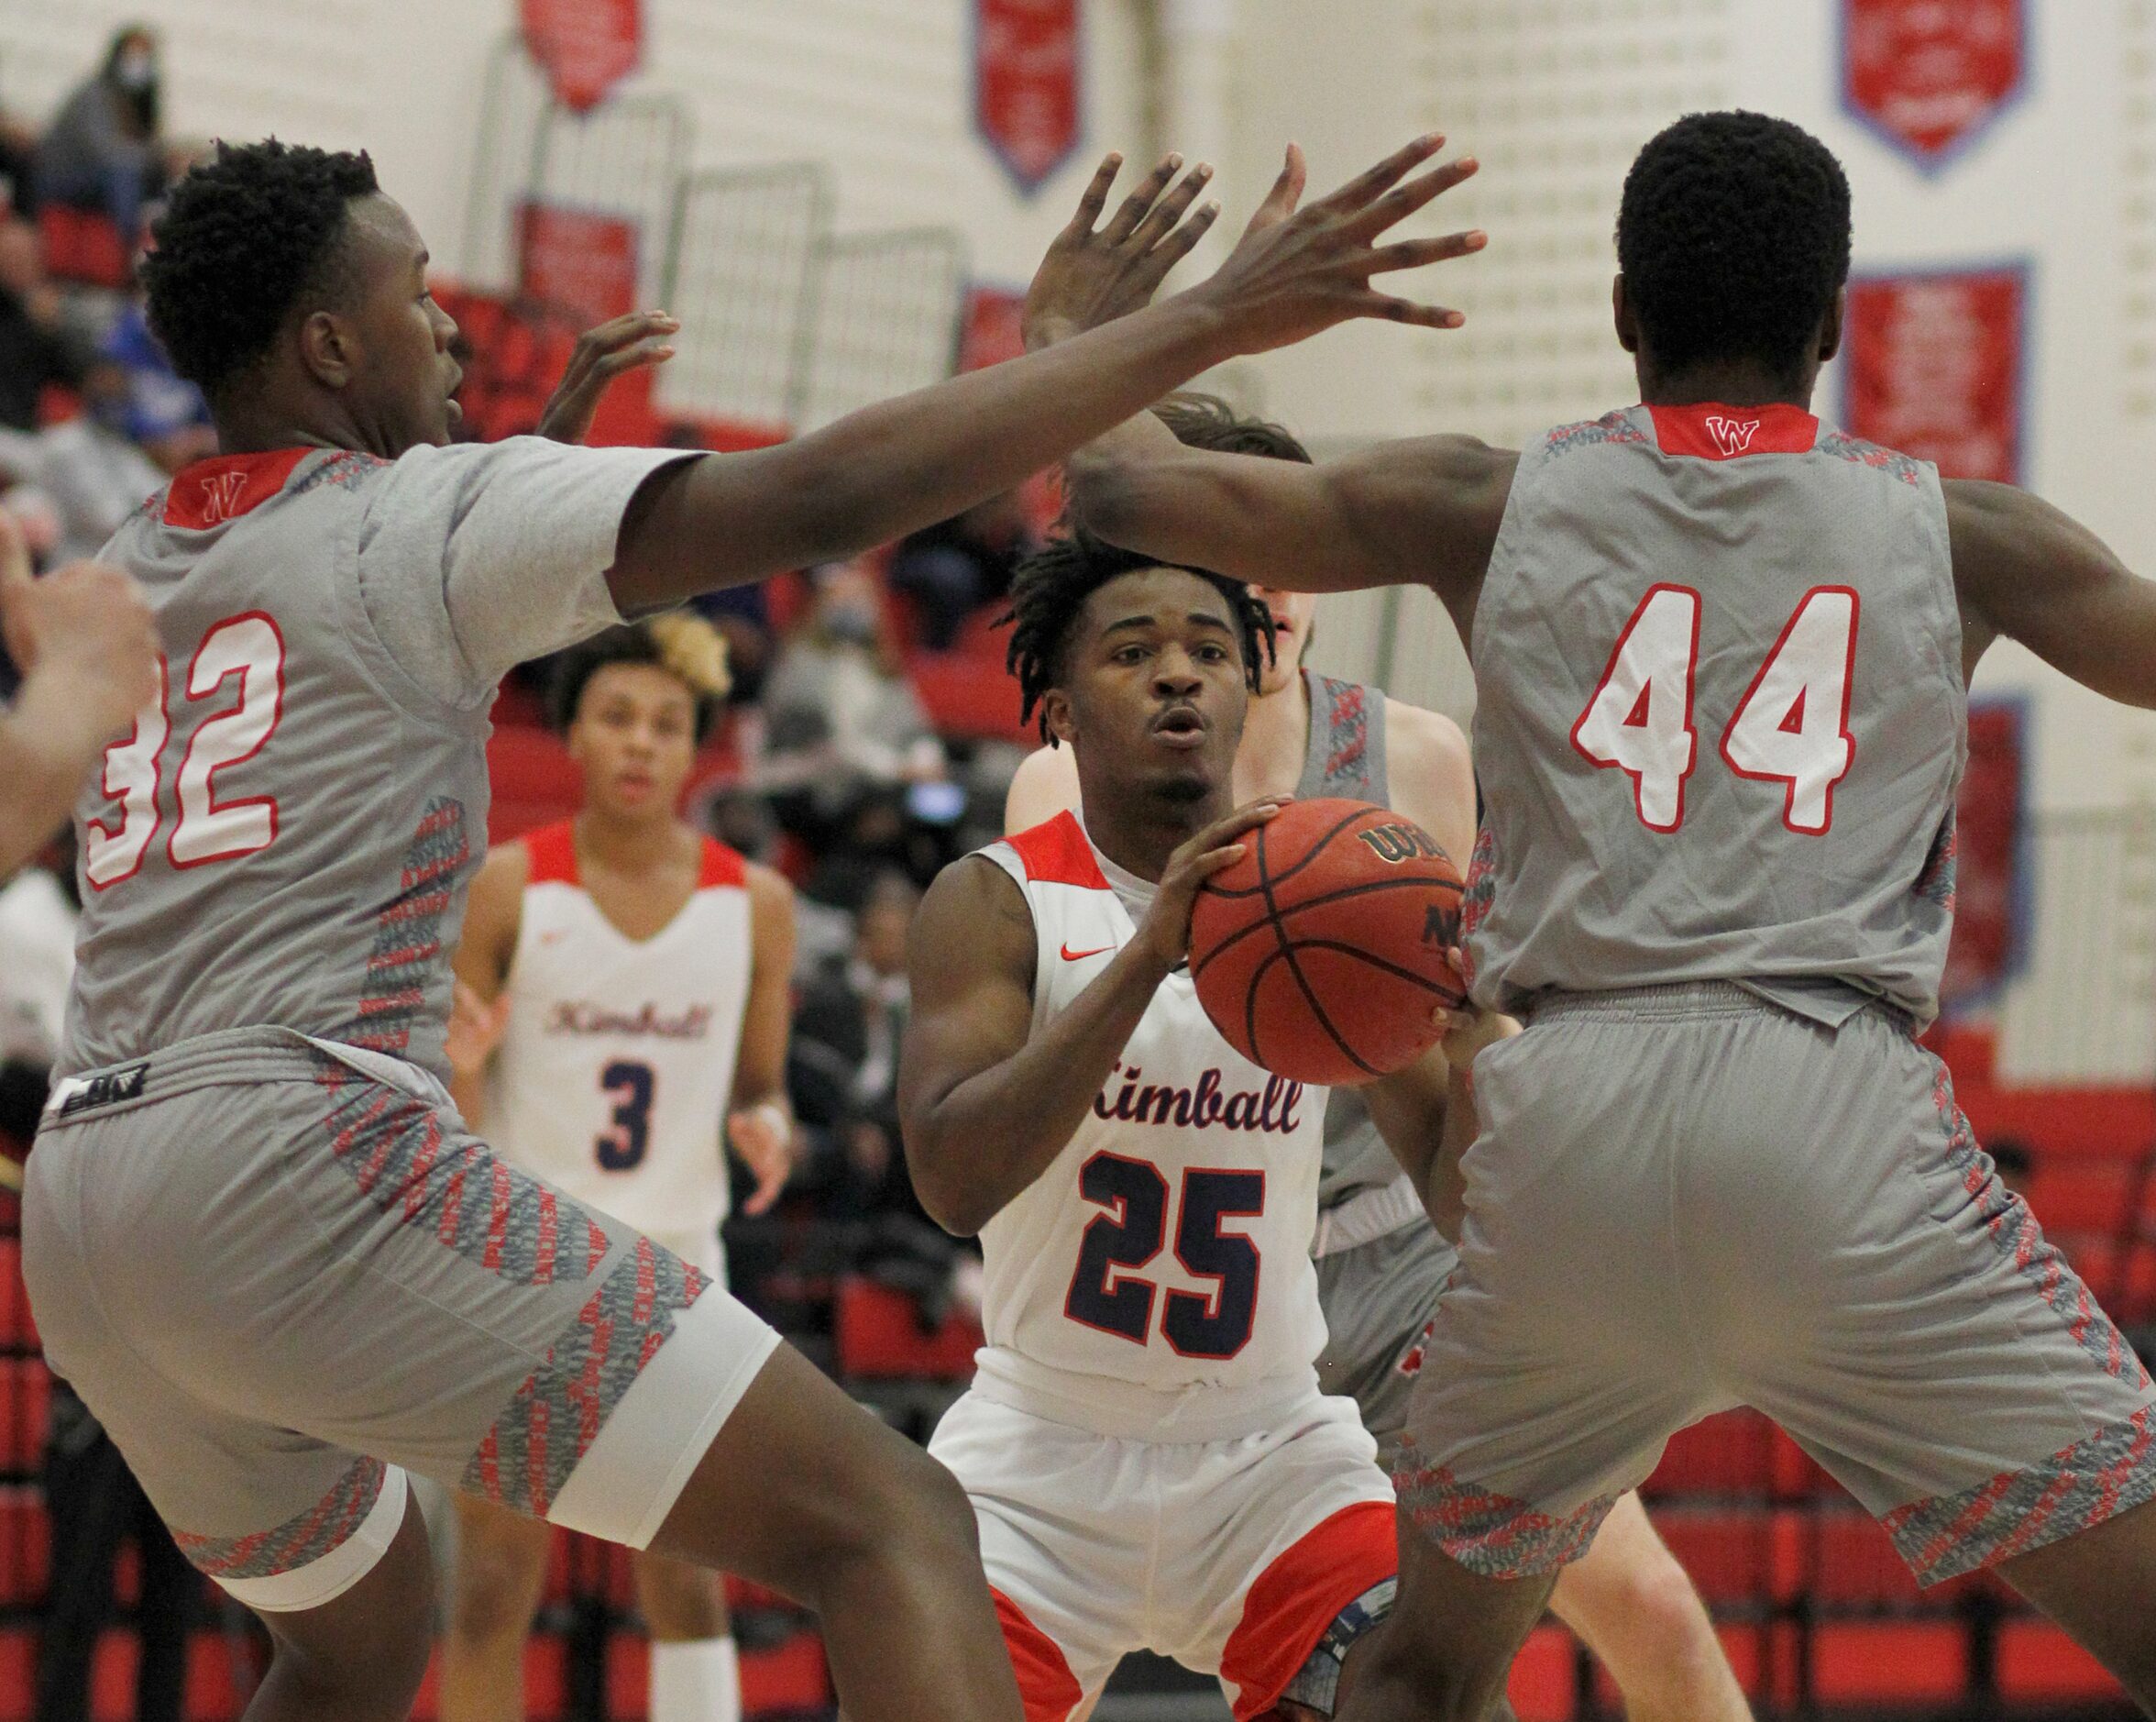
[1612,274,1638,355]
[297,308,358,391]
[1041,689,1078,748]
[1817,284,1845,364]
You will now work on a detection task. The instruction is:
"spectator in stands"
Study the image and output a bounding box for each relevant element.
[96,293,214,469]
[31,359,171,564]
[757,558,948,848]
[0,215,84,434]
[888,490,1035,650]
[0,839,197,1722]
[33,27,165,248]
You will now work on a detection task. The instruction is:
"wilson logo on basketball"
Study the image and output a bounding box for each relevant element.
[1355,822,1447,865]
[1705,414,1760,457]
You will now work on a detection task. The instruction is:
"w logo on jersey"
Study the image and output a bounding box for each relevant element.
[1704,414,1761,457]
[198,471,252,524]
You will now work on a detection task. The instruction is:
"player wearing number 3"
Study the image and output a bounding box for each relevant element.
[439,614,796,1722]
[899,534,1467,1722]
[1047,112,2156,1716]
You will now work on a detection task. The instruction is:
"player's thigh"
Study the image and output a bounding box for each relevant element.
[446,1494,555,1641]
[1994,1493,2156,1695]
[1724,1021,2156,1587]
[254,1484,437,1708]
[631,1547,729,1641]
[921,1391,1137,1713]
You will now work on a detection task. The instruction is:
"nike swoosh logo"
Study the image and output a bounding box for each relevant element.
[1061,943,1114,962]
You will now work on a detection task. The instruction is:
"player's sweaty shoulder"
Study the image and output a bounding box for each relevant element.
[910,853,1037,998]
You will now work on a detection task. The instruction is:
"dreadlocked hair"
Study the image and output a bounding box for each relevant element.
[1000,530,1274,744]
[142,139,380,400]
[546,613,732,745]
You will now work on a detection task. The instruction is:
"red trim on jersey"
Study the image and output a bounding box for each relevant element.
[990,1588,1084,1722]
[162,448,311,528]
[521,821,580,886]
[1219,1500,1398,1721]
[1005,811,1109,890]
[1646,401,1818,460]
[698,835,747,889]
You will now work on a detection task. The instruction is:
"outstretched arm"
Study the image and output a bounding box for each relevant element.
[604,136,1478,613]
[899,803,1280,1236]
[1950,479,2156,703]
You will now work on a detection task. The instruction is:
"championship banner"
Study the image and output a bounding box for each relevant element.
[522,0,643,114]
[516,203,639,326]
[1843,266,2024,482]
[1842,0,2023,171]
[975,0,1083,195]
[1940,700,2028,1009]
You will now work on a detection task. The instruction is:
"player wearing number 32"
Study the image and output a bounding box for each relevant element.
[440,613,797,1722]
[1048,113,2156,1716]
[899,533,1467,1722]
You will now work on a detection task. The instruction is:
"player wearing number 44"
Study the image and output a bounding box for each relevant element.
[898,530,1474,1722]
[1042,111,2156,1718]
[440,613,796,1722]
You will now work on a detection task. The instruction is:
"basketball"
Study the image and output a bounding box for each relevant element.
[1187,799,1468,1087]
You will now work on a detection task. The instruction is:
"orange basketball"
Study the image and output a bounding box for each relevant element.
[1188,798,1467,1086]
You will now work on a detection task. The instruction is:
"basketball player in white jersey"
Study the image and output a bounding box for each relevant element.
[1007,398,1754,1722]
[438,612,794,1722]
[901,531,1468,1722]
[1038,116,2156,1716]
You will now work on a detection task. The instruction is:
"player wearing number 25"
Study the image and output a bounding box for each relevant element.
[1049,111,2156,1719]
[898,532,1468,1722]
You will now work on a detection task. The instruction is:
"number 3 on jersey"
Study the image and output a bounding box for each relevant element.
[1572,585,1858,834]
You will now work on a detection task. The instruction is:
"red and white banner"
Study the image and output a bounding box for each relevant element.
[1940,700,2026,1008]
[1843,266,2023,482]
[975,0,1082,194]
[522,0,642,114]
[1842,0,2023,169]
[516,203,639,326]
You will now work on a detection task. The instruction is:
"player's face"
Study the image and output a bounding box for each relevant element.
[1246,584,1315,697]
[1049,568,1248,807]
[568,664,700,822]
[335,195,462,455]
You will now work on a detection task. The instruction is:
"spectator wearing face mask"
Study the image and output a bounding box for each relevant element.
[34,27,164,246]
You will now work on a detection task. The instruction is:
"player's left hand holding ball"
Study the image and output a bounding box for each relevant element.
[727,1099,797,1216]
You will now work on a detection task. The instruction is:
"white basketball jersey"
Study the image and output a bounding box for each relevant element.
[972,813,1332,1431]
[488,822,752,1264]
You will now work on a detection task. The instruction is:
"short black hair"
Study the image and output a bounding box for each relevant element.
[546,614,732,745]
[1616,111,1851,389]
[142,139,380,400]
[1000,531,1273,743]
[1151,392,1313,464]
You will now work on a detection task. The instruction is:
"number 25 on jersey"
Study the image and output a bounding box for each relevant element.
[85,613,287,889]
[1570,584,1858,834]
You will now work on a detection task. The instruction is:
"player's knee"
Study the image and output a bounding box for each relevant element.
[833,1438,978,1573]
[1606,1548,1712,1652]
[449,1541,542,1645]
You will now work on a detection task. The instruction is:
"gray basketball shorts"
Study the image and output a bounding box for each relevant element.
[23,1029,780,1613]
[1397,983,2156,1586]
[1314,1220,1458,1469]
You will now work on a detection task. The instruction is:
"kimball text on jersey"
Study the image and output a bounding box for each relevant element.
[1092,1063,1306,1133]
[544,1000,715,1040]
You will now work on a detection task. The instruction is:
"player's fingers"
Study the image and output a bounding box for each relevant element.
[1317,132,1446,213]
[1354,155,1480,236]
[1245,143,1306,234]
[1103,153,1183,244]
[1197,797,1290,849]
[578,310,681,354]
[1129,162,1215,251]
[1368,228,1487,276]
[1353,293,1467,330]
[595,339,676,376]
[1064,151,1124,236]
[1135,202,1222,291]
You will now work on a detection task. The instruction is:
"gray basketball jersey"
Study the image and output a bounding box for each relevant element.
[1466,403,1963,1029]
[1298,672,1405,1214]
[57,437,685,1085]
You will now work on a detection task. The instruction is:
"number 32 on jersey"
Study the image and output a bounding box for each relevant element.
[1570,584,1858,834]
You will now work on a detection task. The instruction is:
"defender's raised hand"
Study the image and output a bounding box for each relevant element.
[1024,152,1222,351]
[1188,135,1484,354]
[536,309,681,444]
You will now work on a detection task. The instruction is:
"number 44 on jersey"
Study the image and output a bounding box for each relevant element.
[1570,584,1860,834]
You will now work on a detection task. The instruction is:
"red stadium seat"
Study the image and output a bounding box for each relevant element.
[37,204,129,289]
[1504,1623,1580,1722]
[0,1238,29,1348]
[0,1485,49,1606]
[1,1357,50,1475]
[834,1276,981,1380]
[1644,1409,1782,1498]
[1808,1620,1966,1705]
[1997,1617,2128,1703]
